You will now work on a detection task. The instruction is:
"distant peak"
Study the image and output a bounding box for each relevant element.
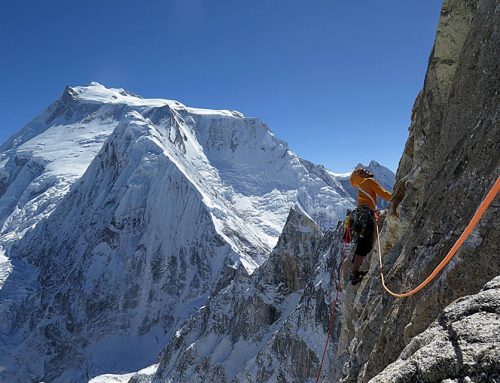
[54,82,250,120]
[87,81,104,87]
[84,82,143,99]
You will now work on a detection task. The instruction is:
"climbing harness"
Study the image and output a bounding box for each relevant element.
[376,175,500,298]
[315,230,349,383]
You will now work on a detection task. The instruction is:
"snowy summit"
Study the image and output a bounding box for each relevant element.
[0,82,394,382]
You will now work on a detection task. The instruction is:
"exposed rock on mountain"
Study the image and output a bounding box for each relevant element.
[3,0,495,381]
[335,0,500,382]
[151,206,336,383]
[102,1,498,381]
[371,277,500,383]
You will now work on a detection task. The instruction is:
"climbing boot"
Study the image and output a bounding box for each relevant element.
[349,271,368,285]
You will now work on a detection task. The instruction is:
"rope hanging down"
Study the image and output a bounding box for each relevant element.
[376,175,500,298]
[315,233,349,383]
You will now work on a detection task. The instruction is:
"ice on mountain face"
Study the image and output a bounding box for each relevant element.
[0,87,118,250]
[1,112,246,382]
[0,82,386,382]
[0,83,246,252]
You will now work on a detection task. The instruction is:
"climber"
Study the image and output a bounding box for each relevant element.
[348,168,391,285]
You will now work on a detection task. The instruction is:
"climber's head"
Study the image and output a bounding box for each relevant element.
[350,167,373,187]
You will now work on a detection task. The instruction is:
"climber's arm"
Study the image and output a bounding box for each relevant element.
[366,178,391,201]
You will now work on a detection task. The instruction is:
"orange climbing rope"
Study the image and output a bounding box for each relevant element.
[315,233,349,383]
[376,175,500,298]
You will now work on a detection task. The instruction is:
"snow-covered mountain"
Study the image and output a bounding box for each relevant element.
[0,83,360,259]
[0,83,395,382]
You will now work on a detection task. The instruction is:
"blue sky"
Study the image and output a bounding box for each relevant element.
[0,0,441,172]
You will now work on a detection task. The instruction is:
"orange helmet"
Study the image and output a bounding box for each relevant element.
[353,167,374,178]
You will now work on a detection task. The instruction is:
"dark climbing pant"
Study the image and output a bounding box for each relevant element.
[353,206,375,257]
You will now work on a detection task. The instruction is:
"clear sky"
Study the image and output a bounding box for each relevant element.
[0,0,441,173]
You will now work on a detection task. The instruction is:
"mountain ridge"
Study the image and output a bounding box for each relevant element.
[0,82,394,382]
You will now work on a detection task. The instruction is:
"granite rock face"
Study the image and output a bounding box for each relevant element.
[335,0,500,382]
[371,277,500,383]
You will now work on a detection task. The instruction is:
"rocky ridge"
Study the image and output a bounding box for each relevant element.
[334,0,500,382]
[371,277,500,383]
[152,206,327,382]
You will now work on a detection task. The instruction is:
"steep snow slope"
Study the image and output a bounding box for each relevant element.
[0,85,118,249]
[0,82,358,304]
[0,83,364,382]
